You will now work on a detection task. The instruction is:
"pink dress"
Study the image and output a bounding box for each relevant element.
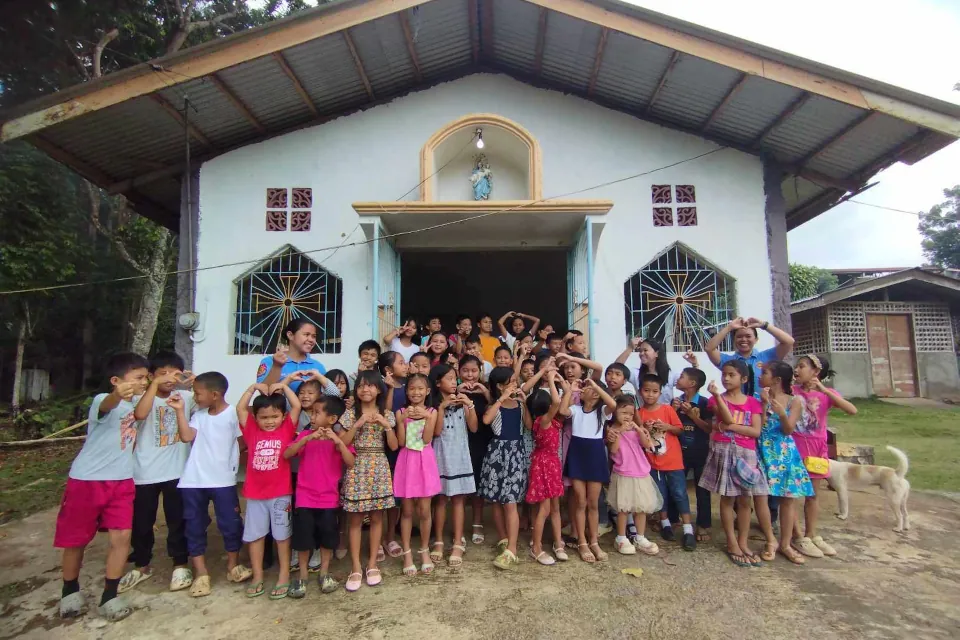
[525,417,563,503]
[791,386,835,479]
[393,408,442,498]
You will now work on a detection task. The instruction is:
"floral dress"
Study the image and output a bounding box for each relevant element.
[525,417,563,503]
[478,404,528,504]
[759,401,815,498]
[341,410,396,512]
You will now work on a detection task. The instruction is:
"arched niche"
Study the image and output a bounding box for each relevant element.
[419,114,542,201]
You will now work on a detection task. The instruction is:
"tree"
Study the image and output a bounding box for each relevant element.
[918,186,960,269]
[789,264,839,301]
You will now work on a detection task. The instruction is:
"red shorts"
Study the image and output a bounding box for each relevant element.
[54,478,135,548]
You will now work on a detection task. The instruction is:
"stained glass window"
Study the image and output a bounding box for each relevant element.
[234,246,342,355]
[624,244,735,352]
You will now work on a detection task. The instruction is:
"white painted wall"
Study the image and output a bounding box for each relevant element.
[194,73,775,402]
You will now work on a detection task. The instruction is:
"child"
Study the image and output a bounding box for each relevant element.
[173,372,252,597]
[394,374,442,575]
[479,367,533,569]
[383,318,420,362]
[519,358,536,386]
[55,353,149,621]
[121,352,194,595]
[525,371,573,564]
[541,332,564,358]
[557,351,604,382]
[476,313,502,364]
[791,354,857,558]
[604,362,638,404]
[464,336,493,380]
[450,314,473,355]
[457,356,492,544]
[565,378,616,563]
[671,367,714,543]
[563,331,588,356]
[284,395,354,597]
[429,364,478,567]
[497,311,541,351]
[699,361,776,567]
[494,345,514,368]
[425,332,449,366]
[637,375,696,551]
[378,351,408,560]
[340,370,398,591]
[324,368,352,560]
[408,352,432,376]
[236,381,302,599]
[605,395,662,556]
[420,316,443,346]
[350,340,381,387]
[758,361,814,565]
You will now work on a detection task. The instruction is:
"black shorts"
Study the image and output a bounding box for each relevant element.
[292,507,338,552]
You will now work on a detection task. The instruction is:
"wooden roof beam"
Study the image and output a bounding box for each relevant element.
[467,0,479,63]
[533,7,548,75]
[343,30,375,100]
[149,94,214,147]
[586,28,609,97]
[272,52,318,117]
[798,111,876,168]
[480,0,494,60]
[752,93,810,148]
[30,136,115,185]
[399,11,423,83]
[701,73,747,132]
[646,51,679,114]
[209,74,265,133]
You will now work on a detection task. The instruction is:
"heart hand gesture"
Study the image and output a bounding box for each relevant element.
[273,344,289,366]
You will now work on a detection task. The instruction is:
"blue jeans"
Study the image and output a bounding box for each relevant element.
[181,486,243,557]
[651,469,690,517]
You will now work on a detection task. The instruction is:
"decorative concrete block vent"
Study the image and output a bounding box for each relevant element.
[265,187,312,231]
[650,184,697,226]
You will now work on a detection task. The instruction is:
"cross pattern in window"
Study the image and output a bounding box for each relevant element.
[265,187,313,231]
[650,184,697,227]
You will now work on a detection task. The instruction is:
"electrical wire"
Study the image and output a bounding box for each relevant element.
[0,146,727,296]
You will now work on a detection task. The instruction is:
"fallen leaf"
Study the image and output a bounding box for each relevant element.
[620,568,643,578]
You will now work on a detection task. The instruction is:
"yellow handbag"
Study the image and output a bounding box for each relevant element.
[804,456,829,475]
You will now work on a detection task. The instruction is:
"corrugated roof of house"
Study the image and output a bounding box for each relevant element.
[790,267,960,312]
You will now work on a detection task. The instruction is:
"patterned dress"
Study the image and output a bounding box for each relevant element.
[434,405,476,496]
[525,416,563,503]
[479,404,528,504]
[759,400,814,498]
[341,410,396,512]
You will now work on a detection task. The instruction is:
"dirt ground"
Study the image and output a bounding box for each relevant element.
[2,487,959,640]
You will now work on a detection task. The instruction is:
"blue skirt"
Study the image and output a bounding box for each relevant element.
[564,436,609,483]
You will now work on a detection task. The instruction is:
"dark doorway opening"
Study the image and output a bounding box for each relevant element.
[400,250,567,333]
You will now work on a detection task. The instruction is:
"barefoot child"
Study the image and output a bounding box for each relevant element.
[173,372,252,596]
[236,381,302,599]
[284,395,354,597]
[55,353,148,621]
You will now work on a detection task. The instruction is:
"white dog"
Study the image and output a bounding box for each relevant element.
[827,446,911,532]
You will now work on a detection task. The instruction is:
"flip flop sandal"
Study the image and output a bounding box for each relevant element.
[589,543,609,562]
[365,567,383,587]
[169,567,194,592]
[98,596,133,622]
[471,524,485,544]
[59,591,87,619]
[376,546,386,563]
[386,541,404,558]
[726,551,751,568]
[495,538,509,554]
[760,543,778,562]
[345,572,363,593]
[269,583,290,600]
[288,579,307,599]
[779,546,806,565]
[448,544,466,568]
[246,581,265,598]
[227,564,253,583]
[577,544,596,564]
[430,541,445,563]
[743,552,763,567]
[696,528,712,542]
[553,544,569,562]
[529,549,556,566]
[190,575,212,598]
[417,549,434,575]
[119,568,152,594]
[401,549,418,576]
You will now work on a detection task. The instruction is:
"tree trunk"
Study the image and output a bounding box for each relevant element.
[130,228,172,356]
[12,318,26,413]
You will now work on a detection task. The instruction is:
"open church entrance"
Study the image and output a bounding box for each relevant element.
[400,250,568,334]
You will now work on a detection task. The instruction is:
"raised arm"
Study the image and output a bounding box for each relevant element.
[521,366,549,395]
[421,409,439,445]
[707,381,734,426]
[615,337,641,365]
[382,326,401,346]
[747,317,795,360]
[541,372,563,424]
[587,378,617,412]
[557,353,604,381]
[236,383,262,425]
[816,380,858,415]
[273,382,302,425]
[497,311,514,338]
[557,378,573,418]
[135,373,174,420]
[705,318,743,367]
[167,394,196,443]
[523,313,541,337]
[260,346,288,387]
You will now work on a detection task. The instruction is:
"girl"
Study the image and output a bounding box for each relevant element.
[519,358,536,386]
[615,337,679,403]
[497,311,541,351]
[457,356,492,544]
[792,354,857,558]
[758,361,814,565]
[479,367,532,569]
[426,332,449,366]
[605,395,662,556]
[476,313,501,364]
[565,378,616,563]
[383,318,420,363]
[393,374,441,575]
[378,351,408,561]
[429,364,478,568]
[340,371,398,591]
[450,315,473,356]
[699,360,776,567]
[525,370,572,565]
[408,352,432,376]
[494,345,514,369]
[323,368,351,560]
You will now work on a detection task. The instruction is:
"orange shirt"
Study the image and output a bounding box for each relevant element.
[478,335,501,365]
[638,404,684,472]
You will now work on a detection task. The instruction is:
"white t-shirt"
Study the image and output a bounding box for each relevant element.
[69,394,138,481]
[389,338,421,363]
[133,391,195,485]
[178,405,241,489]
[569,404,611,440]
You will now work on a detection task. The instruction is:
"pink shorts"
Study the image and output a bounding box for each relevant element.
[54,478,135,548]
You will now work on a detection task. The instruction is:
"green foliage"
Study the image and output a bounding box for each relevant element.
[918,186,960,269]
[789,263,839,301]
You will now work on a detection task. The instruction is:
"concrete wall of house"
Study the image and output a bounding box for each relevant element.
[193,74,773,402]
[829,353,874,398]
[917,353,960,400]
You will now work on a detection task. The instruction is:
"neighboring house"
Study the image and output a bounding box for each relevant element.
[792,268,960,399]
[3,0,960,399]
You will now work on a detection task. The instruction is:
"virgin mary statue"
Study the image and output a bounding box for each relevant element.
[470,155,492,201]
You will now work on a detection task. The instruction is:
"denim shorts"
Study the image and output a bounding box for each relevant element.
[651,469,690,515]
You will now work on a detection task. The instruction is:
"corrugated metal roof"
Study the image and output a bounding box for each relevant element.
[540,11,602,93]
[282,36,369,114]
[593,33,673,111]
[707,77,801,145]
[492,0,541,72]
[409,1,474,79]
[650,55,743,130]
[218,56,315,131]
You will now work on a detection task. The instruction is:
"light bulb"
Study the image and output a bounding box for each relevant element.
[476,137,484,149]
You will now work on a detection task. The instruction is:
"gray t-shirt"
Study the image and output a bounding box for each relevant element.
[133,391,196,485]
[69,393,138,481]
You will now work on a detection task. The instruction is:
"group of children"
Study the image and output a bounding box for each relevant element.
[54,313,856,621]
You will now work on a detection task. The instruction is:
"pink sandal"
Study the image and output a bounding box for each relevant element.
[365,567,382,587]
[345,572,362,592]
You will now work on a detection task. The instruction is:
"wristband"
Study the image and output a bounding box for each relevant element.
[762,321,769,330]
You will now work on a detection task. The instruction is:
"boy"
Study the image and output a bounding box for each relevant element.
[55,352,149,621]
[670,367,713,543]
[120,352,194,595]
[172,372,251,597]
[420,316,443,346]
[349,340,381,387]
[637,374,696,551]
[540,332,564,358]
[284,395,355,598]
[604,362,638,405]
[450,314,473,355]
[408,351,432,376]
[464,336,493,380]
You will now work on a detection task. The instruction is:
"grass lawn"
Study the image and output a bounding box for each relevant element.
[831,398,960,492]
[0,441,82,525]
